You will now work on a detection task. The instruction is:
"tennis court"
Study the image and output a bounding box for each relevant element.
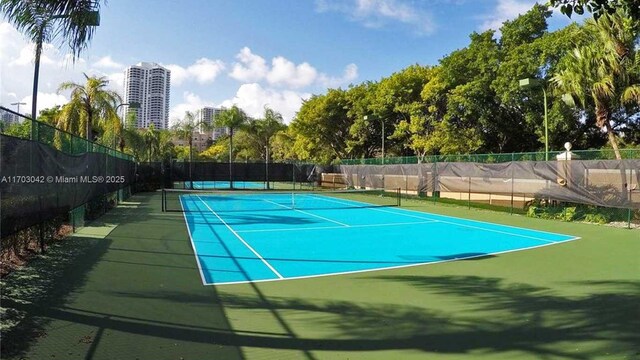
[170,190,579,285]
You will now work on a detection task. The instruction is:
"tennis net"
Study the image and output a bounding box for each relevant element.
[162,188,401,213]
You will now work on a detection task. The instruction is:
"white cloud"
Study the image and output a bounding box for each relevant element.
[318,63,358,88]
[228,47,357,89]
[220,83,311,123]
[229,47,269,82]
[165,64,189,85]
[169,91,214,126]
[479,0,536,32]
[19,92,68,116]
[188,58,226,84]
[266,57,318,88]
[315,0,436,35]
[107,72,125,91]
[93,55,123,69]
[165,58,225,85]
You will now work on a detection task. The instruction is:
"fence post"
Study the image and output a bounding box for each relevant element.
[433,158,437,205]
[468,176,471,210]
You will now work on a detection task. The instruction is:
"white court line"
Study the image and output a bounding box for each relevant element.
[261,198,350,227]
[196,195,284,279]
[236,220,437,234]
[309,195,572,244]
[179,196,209,285]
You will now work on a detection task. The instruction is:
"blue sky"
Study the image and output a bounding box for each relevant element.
[0,0,582,124]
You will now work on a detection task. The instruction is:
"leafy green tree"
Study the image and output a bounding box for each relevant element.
[552,10,640,159]
[290,89,352,163]
[173,111,210,186]
[125,110,137,129]
[493,5,593,151]
[142,123,159,162]
[37,106,62,125]
[240,107,287,161]
[2,120,31,139]
[200,138,229,161]
[549,0,640,21]
[157,130,176,161]
[122,128,144,159]
[430,30,500,154]
[269,127,303,162]
[172,111,205,161]
[56,74,121,142]
[348,65,430,159]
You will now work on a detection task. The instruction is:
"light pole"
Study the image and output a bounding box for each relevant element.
[519,77,549,161]
[364,115,385,164]
[11,102,26,114]
[30,11,100,140]
[10,102,26,123]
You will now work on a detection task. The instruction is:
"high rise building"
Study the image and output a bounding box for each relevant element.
[123,62,171,129]
[199,106,228,140]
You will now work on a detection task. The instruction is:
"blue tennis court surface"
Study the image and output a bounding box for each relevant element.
[190,181,265,190]
[180,192,578,285]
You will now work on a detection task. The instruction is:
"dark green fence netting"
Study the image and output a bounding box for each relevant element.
[1,134,136,238]
[168,162,326,183]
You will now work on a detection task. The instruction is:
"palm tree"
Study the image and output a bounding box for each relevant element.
[1,0,103,125]
[214,105,248,189]
[56,74,122,146]
[242,108,286,188]
[122,127,145,160]
[157,130,175,162]
[552,10,640,159]
[172,111,209,188]
[143,123,160,162]
[0,0,103,58]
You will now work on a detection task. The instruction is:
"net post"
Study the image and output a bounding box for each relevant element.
[161,188,165,212]
[628,208,632,229]
[397,187,401,207]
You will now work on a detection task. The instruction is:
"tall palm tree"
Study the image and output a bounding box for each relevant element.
[1,0,102,125]
[143,123,160,162]
[56,74,122,145]
[172,111,209,188]
[241,108,286,188]
[0,0,103,59]
[214,105,247,189]
[552,10,640,159]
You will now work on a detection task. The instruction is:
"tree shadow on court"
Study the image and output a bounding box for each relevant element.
[1,192,245,360]
[193,276,637,359]
[0,236,111,358]
[370,275,640,357]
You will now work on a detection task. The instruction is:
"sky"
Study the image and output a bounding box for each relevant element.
[0,0,583,125]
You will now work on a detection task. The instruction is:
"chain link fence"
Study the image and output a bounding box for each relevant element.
[340,149,640,165]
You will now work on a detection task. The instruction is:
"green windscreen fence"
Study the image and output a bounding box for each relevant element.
[1,107,136,239]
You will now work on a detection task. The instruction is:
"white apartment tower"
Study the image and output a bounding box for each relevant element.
[199,106,228,140]
[123,62,171,129]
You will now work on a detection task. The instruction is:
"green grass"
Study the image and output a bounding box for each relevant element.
[1,192,638,359]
